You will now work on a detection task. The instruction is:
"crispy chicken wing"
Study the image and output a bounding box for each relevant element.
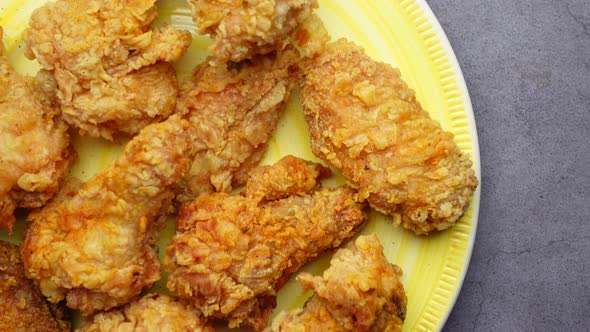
[79,293,214,332]
[0,241,71,332]
[174,49,300,203]
[269,234,407,332]
[21,115,192,314]
[189,0,317,62]
[24,0,192,139]
[0,27,75,233]
[301,39,478,234]
[166,156,366,330]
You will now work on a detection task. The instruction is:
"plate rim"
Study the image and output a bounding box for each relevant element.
[415,0,482,329]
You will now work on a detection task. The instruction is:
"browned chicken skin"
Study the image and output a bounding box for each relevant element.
[174,48,300,203]
[0,241,71,332]
[79,294,214,332]
[189,0,317,62]
[245,154,331,201]
[301,38,478,234]
[166,155,366,330]
[269,234,407,332]
[24,0,192,139]
[21,115,192,315]
[0,27,75,234]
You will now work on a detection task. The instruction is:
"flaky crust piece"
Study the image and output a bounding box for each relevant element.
[21,115,191,314]
[0,27,75,233]
[79,294,214,332]
[166,156,366,330]
[301,39,478,234]
[269,234,407,332]
[25,0,192,139]
[189,0,317,62]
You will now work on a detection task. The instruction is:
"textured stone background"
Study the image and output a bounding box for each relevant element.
[427,0,590,330]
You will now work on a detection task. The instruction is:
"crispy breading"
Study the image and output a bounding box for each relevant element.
[79,293,214,332]
[301,39,478,234]
[166,156,366,330]
[0,27,75,233]
[0,241,70,332]
[269,234,407,332]
[291,14,330,57]
[174,49,300,203]
[245,155,331,201]
[189,0,317,62]
[24,0,192,139]
[21,115,192,315]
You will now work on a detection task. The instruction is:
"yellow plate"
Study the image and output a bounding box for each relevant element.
[0,1,481,331]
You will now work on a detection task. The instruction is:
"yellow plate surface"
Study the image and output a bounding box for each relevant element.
[0,1,481,331]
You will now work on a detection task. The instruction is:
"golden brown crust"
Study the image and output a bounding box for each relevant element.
[0,28,74,234]
[301,39,478,234]
[245,155,331,201]
[189,0,317,62]
[24,0,192,139]
[174,49,300,203]
[21,115,192,315]
[166,157,366,330]
[79,294,214,332]
[9,145,77,210]
[269,234,406,332]
[0,241,71,332]
[292,14,330,58]
[0,197,17,234]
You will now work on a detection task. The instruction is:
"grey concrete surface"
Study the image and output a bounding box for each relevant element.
[426,0,590,331]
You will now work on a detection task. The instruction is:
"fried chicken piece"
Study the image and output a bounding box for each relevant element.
[79,293,214,332]
[268,234,406,332]
[0,27,75,233]
[24,0,192,139]
[0,241,71,332]
[245,155,331,201]
[189,0,317,62]
[301,39,478,234]
[166,156,366,330]
[21,115,192,315]
[174,49,300,203]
